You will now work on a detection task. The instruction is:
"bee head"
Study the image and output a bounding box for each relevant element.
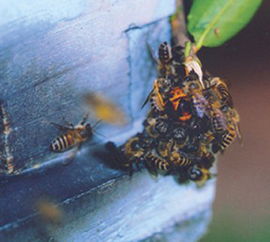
[80,123,93,138]
[188,166,203,181]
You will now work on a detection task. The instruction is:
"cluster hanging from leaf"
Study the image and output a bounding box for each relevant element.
[107,41,241,186]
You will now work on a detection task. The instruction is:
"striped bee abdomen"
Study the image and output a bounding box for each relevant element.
[220,127,236,150]
[50,134,74,152]
[211,109,227,133]
[158,42,171,64]
[145,153,170,171]
[171,152,192,167]
[217,83,233,107]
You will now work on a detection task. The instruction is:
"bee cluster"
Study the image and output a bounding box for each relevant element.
[110,42,240,185]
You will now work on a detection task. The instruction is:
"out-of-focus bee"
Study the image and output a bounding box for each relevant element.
[84,93,127,125]
[36,198,63,225]
[50,115,93,152]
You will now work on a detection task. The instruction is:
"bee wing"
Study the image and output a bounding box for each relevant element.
[141,89,154,109]
[192,93,210,118]
[233,121,243,144]
[84,93,127,125]
[50,122,74,131]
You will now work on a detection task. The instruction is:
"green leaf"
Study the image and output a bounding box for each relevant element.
[187,0,262,50]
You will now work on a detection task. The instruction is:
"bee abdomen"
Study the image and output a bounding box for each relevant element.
[172,154,192,167]
[146,153,170,171]
[215,83,233,107]
[50,134,73,152]
[158,42,171,64]
[212,112,227,133]
[220,129,236,150]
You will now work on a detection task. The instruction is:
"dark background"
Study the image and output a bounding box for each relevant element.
[199,1,270,241]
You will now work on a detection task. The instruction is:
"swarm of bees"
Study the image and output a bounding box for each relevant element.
[107,42,241,185]
[48,41,240,186]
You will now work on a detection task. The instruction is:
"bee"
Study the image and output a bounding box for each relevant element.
[166,87,193,122]
[36,198,63,225]
[144,152,171,176]
[50,115,93,152]
[210,77,233,107]
[142,78,173,112]
[120,134,155,172]
[157,42,173,78]
[84,93,127,125]
[170,150,193,168]
[187,165,212,186]
[212,119,239,153]
[144,115,169,138]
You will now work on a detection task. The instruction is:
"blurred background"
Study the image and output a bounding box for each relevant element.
[199,1,270,241]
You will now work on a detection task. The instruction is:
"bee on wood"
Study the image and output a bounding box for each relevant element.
[50,115,94,152]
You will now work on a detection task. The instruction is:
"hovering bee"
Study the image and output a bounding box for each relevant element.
[36,198,63,225]
[50,115,94,152]
[84,92,127,126]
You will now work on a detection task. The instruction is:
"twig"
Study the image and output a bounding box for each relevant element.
[171,0,189,47]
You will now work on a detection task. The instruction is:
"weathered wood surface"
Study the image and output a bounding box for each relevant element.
[1,171,215,242]
[0,0,216,241]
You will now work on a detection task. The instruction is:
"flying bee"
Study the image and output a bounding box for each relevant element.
[50,115,94,152]
[84,92,127,126]
[36,198,63,225]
